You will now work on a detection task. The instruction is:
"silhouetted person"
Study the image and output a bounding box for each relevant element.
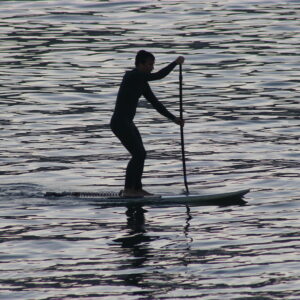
[111,50,184,197]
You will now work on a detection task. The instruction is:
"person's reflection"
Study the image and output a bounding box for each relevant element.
[113,204,194,287]
[114,205,151,286]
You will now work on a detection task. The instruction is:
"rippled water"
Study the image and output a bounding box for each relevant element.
[0,0,299,299]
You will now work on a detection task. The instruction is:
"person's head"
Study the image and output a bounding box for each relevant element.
[135,50,155,73]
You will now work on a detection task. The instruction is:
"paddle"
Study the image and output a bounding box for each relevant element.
[179,63,189,194]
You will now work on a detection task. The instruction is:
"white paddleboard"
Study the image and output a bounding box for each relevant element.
[45,189,250,206]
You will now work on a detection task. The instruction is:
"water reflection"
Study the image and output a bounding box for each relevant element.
[113,205,150,286]
[115,205,149,246]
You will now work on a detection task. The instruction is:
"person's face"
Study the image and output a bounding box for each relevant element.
[139,59,155,73]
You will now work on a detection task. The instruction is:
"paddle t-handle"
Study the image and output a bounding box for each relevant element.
[179,63,189,194]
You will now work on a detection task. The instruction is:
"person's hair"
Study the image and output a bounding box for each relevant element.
[135,50,155,67]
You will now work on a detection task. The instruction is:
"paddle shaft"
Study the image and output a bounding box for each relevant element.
[179,64,189,194]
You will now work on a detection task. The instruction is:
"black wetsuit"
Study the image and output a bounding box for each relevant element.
[110,61,177,190]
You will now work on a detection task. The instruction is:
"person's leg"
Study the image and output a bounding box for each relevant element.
[111,122,146,191]
[124,124,146,190]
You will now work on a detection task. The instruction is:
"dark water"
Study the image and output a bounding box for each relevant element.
[0,0,299,299]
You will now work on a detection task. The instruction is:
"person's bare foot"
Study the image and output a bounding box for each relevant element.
[138,188,154,196]
[122,188,154,197]
[122,188,143,197]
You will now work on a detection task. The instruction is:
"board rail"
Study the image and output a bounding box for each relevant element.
[45,189,250,207]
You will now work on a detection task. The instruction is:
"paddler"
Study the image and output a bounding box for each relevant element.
[110,50,184,197]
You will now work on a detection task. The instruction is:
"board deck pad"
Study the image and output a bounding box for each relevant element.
[45,189,250,206]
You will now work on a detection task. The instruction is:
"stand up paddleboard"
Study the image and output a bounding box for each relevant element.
[45,189,250,207]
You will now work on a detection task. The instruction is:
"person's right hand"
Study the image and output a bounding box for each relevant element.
[176,56,185,65]
[174,117,185,127]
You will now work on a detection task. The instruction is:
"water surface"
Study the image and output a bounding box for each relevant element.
[0,0,299,299]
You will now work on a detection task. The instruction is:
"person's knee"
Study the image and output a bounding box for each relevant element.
[139,148,146,161]
[141,149,146,161]
[134,148,146,162]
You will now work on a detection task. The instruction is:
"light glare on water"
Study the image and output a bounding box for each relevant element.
[0,0,299,299]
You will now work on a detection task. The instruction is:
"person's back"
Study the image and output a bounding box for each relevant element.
[113,68,148,121]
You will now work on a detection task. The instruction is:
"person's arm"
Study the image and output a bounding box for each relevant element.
[145,57,184,81]
[145,61,177,81]
[143,83,176,121]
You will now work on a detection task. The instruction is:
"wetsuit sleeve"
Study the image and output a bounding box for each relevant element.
[143,83,176,121]
[145,61,177,81]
